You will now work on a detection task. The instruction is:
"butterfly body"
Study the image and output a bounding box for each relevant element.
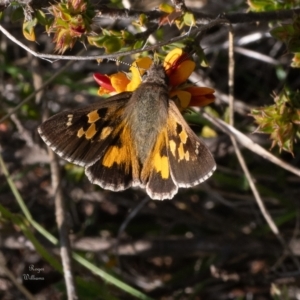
[124,65,169,163]
[38,64,216,200]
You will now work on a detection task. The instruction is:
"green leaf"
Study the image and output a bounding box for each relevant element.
[183,12,195,27]
[22,18,37,41]
[103,36,122,53]
[121,30,134,41]
[133,40,144,49]
[138,13,148,26]
[270,25,294,43]
[248,0,276,12]
[159,3,174,13]
[35,9,50,26]
[11,6,24,22]
[291,52,300,67]
[87,35,108,47]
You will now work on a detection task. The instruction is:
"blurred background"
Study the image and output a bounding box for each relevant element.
[1,0,300,299]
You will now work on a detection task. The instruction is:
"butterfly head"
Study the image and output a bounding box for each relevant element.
[141,64,169,86]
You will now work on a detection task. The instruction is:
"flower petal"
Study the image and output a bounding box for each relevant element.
[97,86,115,96]
[127,57,153,91]
[93,73,115,91]
[169,60,195,86]
[170,90,191,110]
[163,48,183,70]
[185,86,215,107]
[110,72,130,92]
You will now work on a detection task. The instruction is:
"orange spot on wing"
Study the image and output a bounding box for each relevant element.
[77,123,97,140]
[85,123,97,139]
[141,129,170,181]
[102,145,128,167]
[100,126,113,140]
[178,143,189,161]
[77,127,85,138]
[87,110,100,123]
[179,129,188,144]
[169,140,176,157]
[153,153,169,179]
[101,123,140,179]
[102,127,130,169]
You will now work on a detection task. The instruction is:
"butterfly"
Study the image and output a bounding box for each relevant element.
[38,63,216,200]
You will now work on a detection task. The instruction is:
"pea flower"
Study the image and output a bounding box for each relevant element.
[93,48,215,109]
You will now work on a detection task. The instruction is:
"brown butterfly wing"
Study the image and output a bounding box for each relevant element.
[166,101,216,188]
[85,120,141,191]
[38,92,141,191]
[140,128,178,200]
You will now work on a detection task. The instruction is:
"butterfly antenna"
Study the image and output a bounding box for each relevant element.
[107,58,146,79]
[107,57,132,68]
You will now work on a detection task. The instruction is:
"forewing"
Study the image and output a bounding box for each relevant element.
[38,92,141,191]
[38,93,132,167]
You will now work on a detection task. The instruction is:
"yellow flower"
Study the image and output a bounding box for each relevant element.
[164,48,195,86]
[93,48,215,108]
[93,72,130,95]
[126,57,152,91]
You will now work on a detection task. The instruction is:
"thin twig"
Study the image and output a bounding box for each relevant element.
[94,6,300,24]
[228,28,234,127]
[38,57,78,296]
[0,19,228,62]
[34,44,79,297]
[30,50,44,104]
[234,47,281,65]
[222,8,300,24]
[226,27,300,269]
[48,150,78,300]
[203,112,300,178]
[3,2,298,24]
[230,136,300,269]
[38,54,80,298]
